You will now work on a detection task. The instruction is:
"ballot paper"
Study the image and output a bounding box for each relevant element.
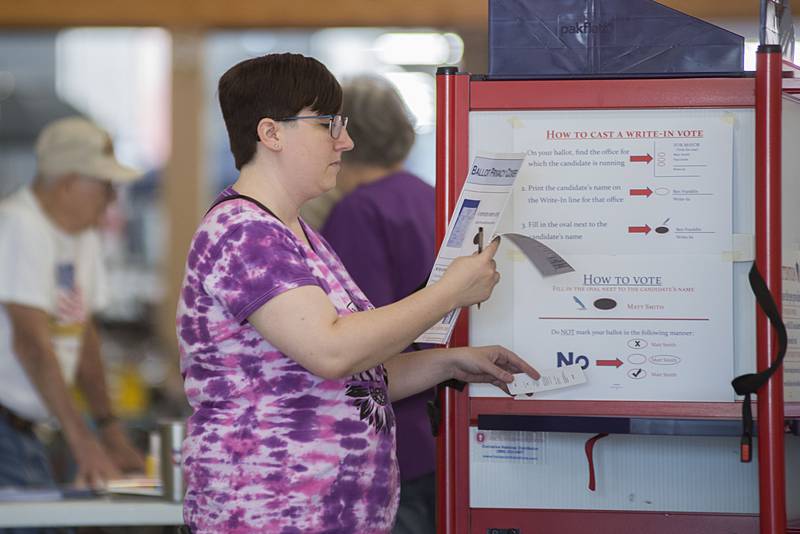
[508,365,587,397]
[416,153,573,344]
[501,233,573,278]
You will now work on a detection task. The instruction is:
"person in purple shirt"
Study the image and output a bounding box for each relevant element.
[176,53,539,534]
[321,76,437,534]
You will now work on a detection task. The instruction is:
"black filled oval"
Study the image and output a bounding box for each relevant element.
[655,226,669,234]
[594,298,617,310]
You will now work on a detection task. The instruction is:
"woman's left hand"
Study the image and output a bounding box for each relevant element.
[447,345,540,394]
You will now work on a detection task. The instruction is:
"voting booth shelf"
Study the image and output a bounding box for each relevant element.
[432,51,800,534]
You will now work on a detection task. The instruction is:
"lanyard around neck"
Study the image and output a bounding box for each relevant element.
[205,193,313,248]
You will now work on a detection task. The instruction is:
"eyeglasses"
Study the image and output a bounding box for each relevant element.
[278,114,349,140]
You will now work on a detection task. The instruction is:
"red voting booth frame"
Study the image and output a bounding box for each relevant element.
[433,48,800,534]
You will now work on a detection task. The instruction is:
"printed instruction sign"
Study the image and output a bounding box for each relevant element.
[783,251,800,401]
[511,254,733,400]
[471,109,736,402]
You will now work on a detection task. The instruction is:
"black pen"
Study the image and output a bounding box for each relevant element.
[477,226,484,310]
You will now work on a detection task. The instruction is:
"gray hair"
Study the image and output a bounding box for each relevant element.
[341,75,415,167]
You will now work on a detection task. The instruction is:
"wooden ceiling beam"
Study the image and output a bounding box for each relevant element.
[0,0,797,29]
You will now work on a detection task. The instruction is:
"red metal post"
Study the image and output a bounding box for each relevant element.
[435,65,457,534]
[434,68,471,534]
[755,44,786,534]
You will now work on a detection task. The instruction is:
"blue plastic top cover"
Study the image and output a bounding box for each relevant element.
[489,0,744,77]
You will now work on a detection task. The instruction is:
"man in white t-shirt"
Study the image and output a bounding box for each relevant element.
[0,116,145,490]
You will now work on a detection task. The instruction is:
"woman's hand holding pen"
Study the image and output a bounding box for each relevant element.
[439,236,501,309]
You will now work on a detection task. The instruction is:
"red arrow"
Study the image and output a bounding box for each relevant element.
[629,187,653,197]
[630,154,653,163]
[628,224,651,235]
[596,358,623,368]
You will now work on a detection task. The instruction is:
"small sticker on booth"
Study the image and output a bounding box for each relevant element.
[471,428,546,464]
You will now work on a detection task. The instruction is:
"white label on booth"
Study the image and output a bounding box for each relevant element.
[471,428,546,465]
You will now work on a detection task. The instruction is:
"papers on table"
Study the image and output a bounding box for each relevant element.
[106,477,161,497]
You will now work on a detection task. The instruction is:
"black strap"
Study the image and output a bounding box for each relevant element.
[206,192,318,253]
[731,263,788,462]
[426,379,466,437]
[205,193,281,221]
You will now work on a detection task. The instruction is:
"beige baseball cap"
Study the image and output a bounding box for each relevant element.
[35,116,141,184]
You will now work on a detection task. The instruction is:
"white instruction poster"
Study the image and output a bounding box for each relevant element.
[473,109,736,401]
[783,251,800,401]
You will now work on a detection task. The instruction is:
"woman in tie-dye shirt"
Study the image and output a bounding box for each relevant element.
[176,53,539,534]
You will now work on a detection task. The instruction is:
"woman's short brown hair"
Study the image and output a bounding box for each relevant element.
[340,75,415,168]
[218,53,342,170]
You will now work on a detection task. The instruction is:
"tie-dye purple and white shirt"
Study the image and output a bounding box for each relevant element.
[176,188,399,533]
